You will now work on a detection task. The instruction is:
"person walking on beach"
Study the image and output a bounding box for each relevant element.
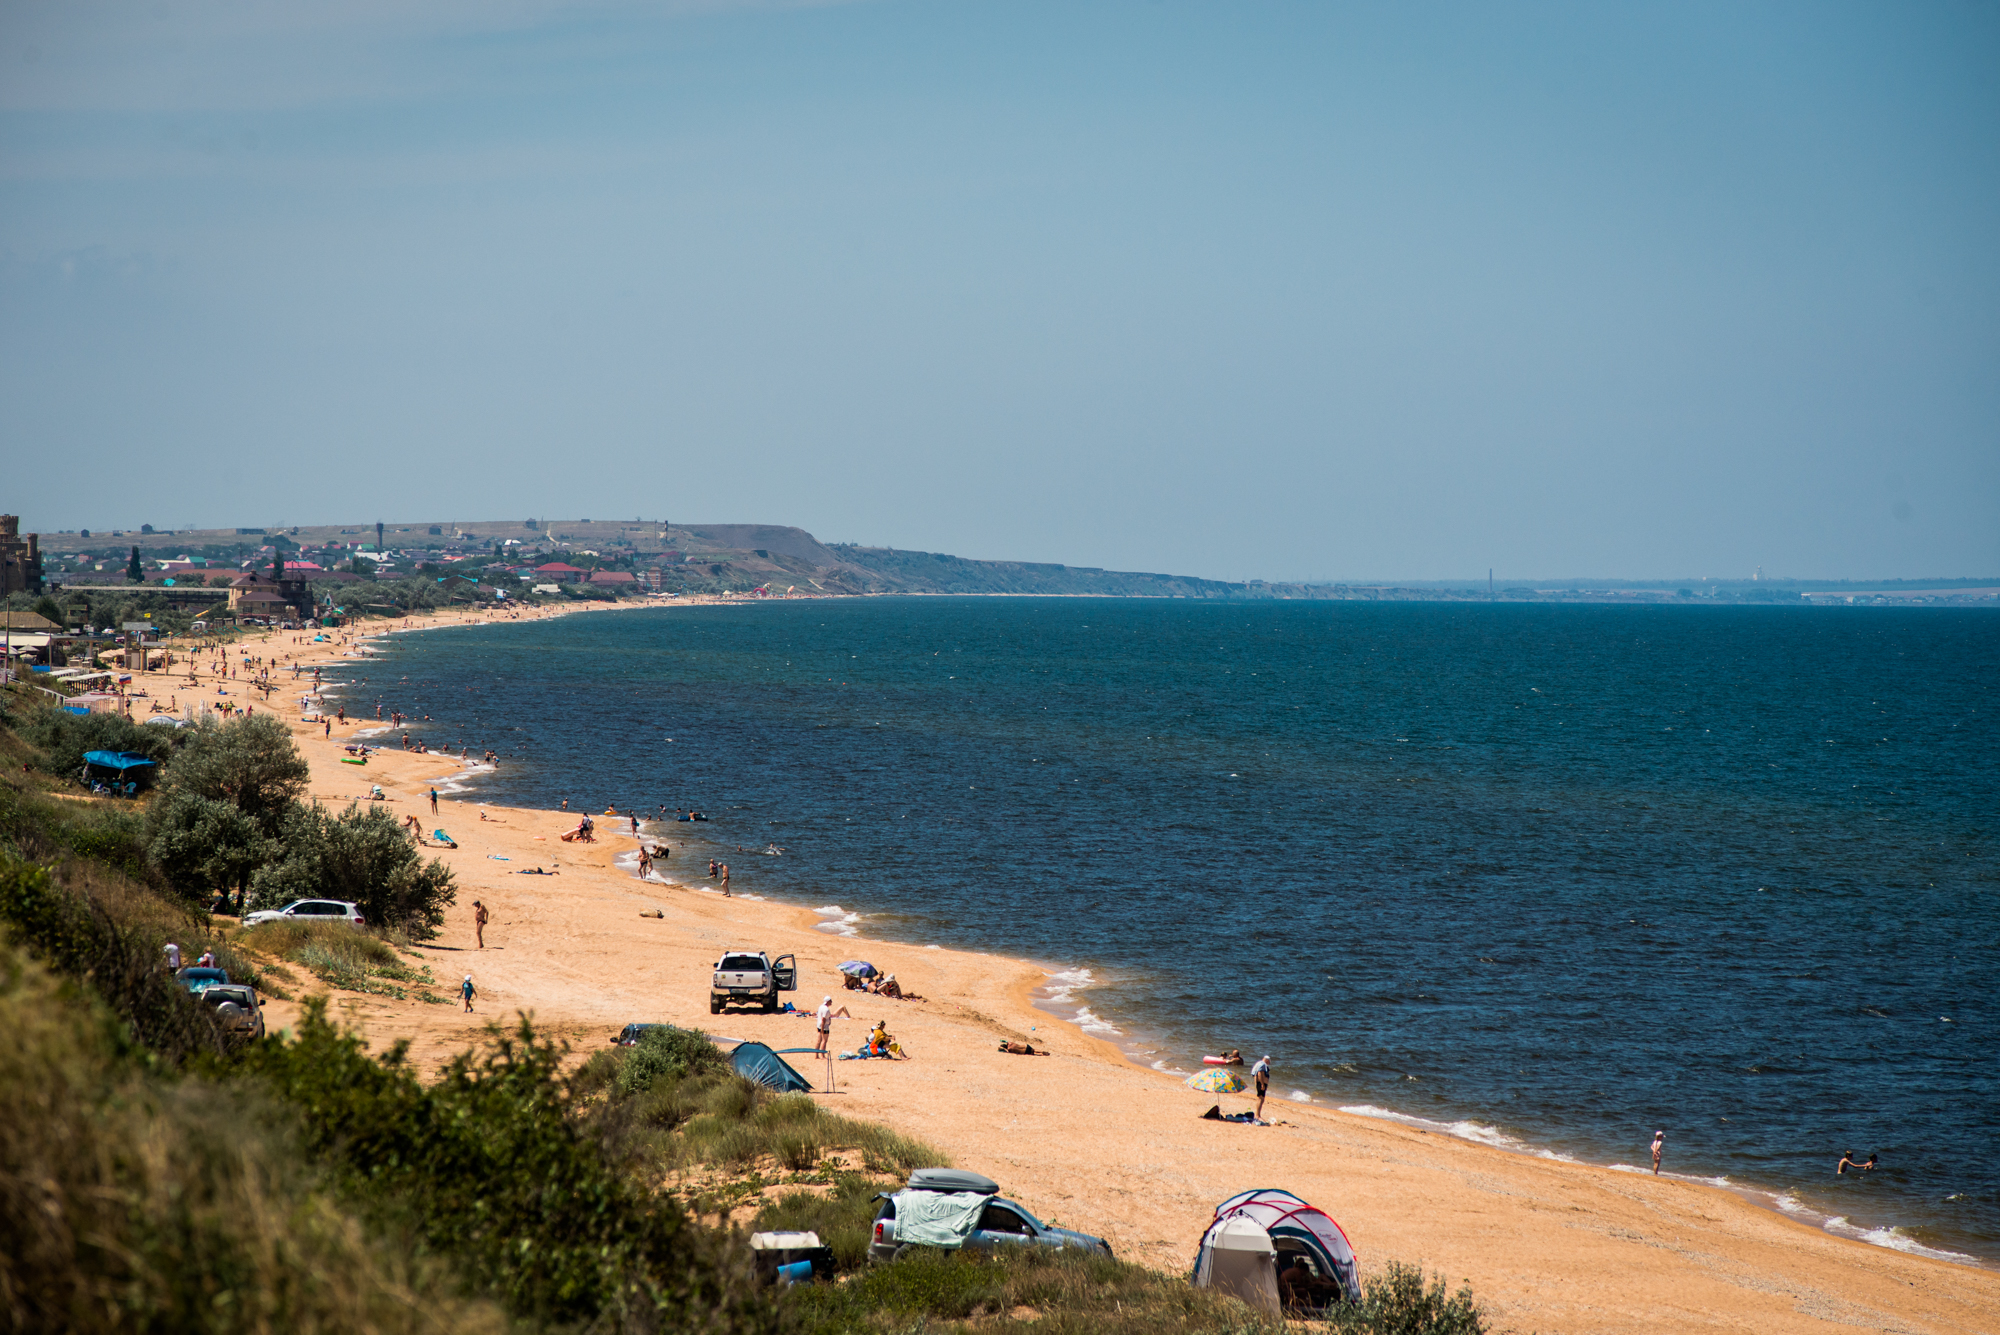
[472,900,489,949]
[430,787,440,816]
[461,974,478,1012]
[1651,1131,1665,1175]
[1252,1054,1272,1120]
[720,864,730,897]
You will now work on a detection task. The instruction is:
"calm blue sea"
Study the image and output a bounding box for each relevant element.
[342,598,1998,1264]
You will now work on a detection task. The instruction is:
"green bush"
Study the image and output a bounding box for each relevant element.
[237,1003,779,1332]
[23,708,177,784]
[152,713,308,836]
[1326,1261,1487,1335]
[616,1023,730,1098]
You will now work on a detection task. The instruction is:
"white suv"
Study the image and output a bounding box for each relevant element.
[244,899,366,928]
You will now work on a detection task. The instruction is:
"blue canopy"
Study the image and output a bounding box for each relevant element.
[730,1041,814,1094]
[82,751,157,771]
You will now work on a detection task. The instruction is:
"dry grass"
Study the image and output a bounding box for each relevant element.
[233,921,446,1001]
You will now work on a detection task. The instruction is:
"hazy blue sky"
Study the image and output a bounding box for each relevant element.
[2,1,1995,581]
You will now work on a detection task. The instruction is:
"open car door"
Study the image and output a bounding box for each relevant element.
[773,954,797,991]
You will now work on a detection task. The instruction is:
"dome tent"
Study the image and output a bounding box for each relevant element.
[1191,1214,1281,1316]
[1193,1189,1358,1314]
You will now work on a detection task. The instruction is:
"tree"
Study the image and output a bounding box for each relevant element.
[154,714,309,837]
[125,547,144,584]
[146,789,271,908]
[250,803,456,939]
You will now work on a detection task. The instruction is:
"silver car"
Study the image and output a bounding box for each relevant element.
[244,899,366,928]
[202,983,267,1041]
[869,1169,1113,1263]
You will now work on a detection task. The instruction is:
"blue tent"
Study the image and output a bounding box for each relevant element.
[731,1041,814,1094]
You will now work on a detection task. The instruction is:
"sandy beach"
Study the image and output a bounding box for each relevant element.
[129,608,2000,1334]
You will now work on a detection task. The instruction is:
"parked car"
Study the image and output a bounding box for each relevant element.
[869,1169,1113,1263]
[175,966,231,994]
[202,983,267,1041]
[244,899,366,928]
[709,950,797,1014]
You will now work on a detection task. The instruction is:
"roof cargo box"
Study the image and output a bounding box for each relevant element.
[906,1168,999,1196]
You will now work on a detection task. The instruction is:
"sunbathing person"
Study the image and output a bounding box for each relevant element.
[998,1041,1049,1055]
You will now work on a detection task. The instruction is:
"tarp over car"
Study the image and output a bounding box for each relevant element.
[730,1040,813,1093]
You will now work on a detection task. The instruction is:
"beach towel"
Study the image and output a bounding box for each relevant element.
[433,830,457,848]
[888,1191,990,1249]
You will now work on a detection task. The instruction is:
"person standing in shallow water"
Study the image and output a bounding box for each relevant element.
[720,864,731,897]
[1652,1131,1665,1175]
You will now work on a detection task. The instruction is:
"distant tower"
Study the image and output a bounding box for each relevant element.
[1754,566,1763,582]
[377,521,385,552]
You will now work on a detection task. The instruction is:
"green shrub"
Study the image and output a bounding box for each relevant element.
[237,1002,779,1332]
[1326,1261,1487,1335]
[22,708,177,784]
[616,1022,730,1097]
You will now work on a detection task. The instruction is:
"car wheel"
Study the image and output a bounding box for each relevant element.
[764,997,777,1013]
[709,998,722,1014]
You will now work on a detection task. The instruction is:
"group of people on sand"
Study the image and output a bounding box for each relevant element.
[844,970,922,1002]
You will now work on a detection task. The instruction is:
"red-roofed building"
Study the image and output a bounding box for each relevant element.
[588,570,637,587]
[534,562,587,584]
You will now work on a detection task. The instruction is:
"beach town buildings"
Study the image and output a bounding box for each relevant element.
[227,568,312,621]
[0,515,46,596]
[533,561,587,584]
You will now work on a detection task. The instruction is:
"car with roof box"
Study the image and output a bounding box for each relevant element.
[869,1169,1112,1263]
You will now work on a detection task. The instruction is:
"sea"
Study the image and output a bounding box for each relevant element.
[333,597,1998,1265]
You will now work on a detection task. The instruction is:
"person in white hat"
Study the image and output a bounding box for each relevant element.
[814,995,851,1055]
[461,974,478,1013]
[1251,1055,1272,1119]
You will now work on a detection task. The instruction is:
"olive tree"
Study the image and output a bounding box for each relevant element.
[145,714,309,909]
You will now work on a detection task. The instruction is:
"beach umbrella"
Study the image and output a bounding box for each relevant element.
[838,960,876,977]
[1185,1068,1247,1094]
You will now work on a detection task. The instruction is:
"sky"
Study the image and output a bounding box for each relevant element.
[1,0,1995,583]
